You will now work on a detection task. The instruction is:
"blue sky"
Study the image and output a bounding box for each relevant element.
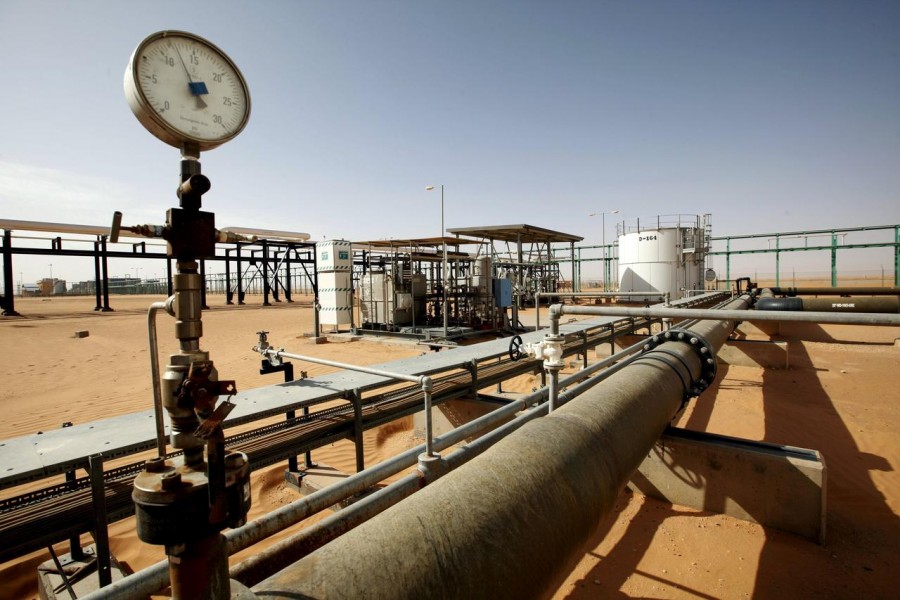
[1,1,898,284]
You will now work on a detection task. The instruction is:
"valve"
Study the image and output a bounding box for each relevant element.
[508,335,564,368]
[253,331,284,367]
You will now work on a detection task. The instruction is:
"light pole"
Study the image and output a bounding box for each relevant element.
[425,185,448,339]
[589,210,619,291]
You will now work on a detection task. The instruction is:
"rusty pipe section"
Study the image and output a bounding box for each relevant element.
[248,296,750,599]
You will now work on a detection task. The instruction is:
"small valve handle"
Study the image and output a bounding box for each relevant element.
[110,211,123,243]
[108,212,167,242]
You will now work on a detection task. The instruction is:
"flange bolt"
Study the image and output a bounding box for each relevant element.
[225,453,246,469]
[145,457,166,473]
[160,471,182,491]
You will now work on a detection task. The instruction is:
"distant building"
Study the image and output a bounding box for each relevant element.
[20,283,40,297]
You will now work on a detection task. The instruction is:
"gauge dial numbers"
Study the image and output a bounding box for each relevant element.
[124,31,251,150]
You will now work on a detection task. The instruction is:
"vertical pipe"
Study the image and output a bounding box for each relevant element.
[272,251,281,303]
[93,240,103,311]
[262,241,271,306]
[89,454,112,587]
[166,258,173,297]
[304,405,315,467]
[200,259,208,309]
[576,247,582,292]
[548,368,558,412]
[1,230,18,316]
[236,245,244,304]
[570,240,576,294]
[148,301,169,457]
[894,225,899,287]
[423,383,434,457]
[517,233,524,309]
[775,234,780,288]
[225,248,233,304]
[286,409,299,473]
[285,247,293,302]
[831,232,838,288]
[602,212,607,292]
[726,237,731,289]
[352,389,365,472]
[441,185,448,339]
[66,469,85,560]
[100,237,112,311]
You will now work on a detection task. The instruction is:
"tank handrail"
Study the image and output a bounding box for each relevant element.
[616,214,703,236]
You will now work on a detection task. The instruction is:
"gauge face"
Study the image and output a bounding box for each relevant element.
[125,31,250,150]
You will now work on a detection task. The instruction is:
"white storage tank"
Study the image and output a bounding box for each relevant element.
[616,215,710,301]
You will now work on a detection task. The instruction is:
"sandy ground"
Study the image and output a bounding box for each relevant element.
[1,292,899,599]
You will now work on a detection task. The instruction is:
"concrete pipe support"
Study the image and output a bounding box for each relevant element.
[249,297,749,599]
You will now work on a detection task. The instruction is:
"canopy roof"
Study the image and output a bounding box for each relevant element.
[446,224,583,244]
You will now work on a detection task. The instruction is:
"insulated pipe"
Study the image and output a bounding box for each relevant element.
[769,286,900,296]
[755,296,900,314]
[546,304,900,328]
[799,296,899,313]
[248,297,749,599]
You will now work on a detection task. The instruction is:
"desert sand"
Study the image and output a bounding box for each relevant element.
[1,291,899,599]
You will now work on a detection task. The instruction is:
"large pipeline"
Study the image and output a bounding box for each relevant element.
[768,286,899,296]
[247,296,750,599]
[755,289,899,314]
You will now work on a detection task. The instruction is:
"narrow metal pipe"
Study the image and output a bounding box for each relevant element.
[424,388,434,457]
[258,347,426,385]
[147,297,173,457]
[548,368,559,412]
[553,304,900,326]
[534,291,666,331]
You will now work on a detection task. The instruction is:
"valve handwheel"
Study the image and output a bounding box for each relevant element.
[508,335,525,361]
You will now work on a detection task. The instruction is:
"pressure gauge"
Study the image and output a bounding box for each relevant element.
[124,31,251,151]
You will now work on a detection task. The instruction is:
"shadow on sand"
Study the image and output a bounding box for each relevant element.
[558,326,899,598]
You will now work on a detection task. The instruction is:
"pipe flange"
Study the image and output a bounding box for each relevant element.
[640,328,718,400]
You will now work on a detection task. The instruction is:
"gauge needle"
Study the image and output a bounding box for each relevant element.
[174,47,208,109]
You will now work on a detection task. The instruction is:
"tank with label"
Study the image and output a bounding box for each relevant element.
[616,215,710,301]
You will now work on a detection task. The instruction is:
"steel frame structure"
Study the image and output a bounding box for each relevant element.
[0,224,317,316]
